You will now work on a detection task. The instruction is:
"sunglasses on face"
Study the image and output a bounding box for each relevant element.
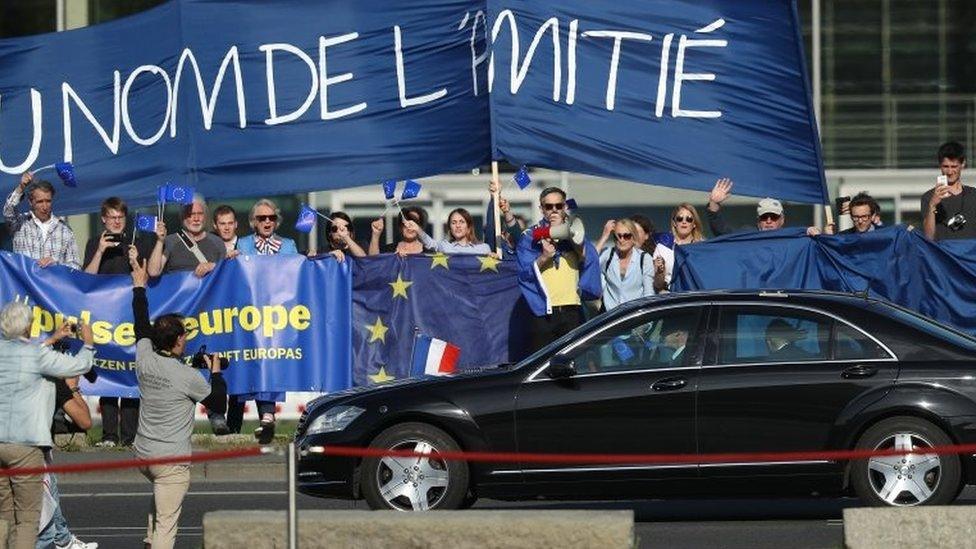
[542,202,566,212]
[255,215,278,223]
[673,215,694,223]
[758,213,781,222]
[615,233,633,240]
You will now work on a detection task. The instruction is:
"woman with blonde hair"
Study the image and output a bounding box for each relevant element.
[670,203,706,245]
[599,218,656,310]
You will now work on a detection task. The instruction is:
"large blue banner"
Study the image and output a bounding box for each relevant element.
[351,254,530,385]
[488,0,827,204]
[0,252,351,397]
[0,0,826,213]
[0,0,490,215]
[672,226,976,336]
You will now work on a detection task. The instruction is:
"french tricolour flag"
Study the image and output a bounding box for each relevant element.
[410,334,460,377]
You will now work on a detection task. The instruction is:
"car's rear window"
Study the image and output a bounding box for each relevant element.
[871,302,976,353]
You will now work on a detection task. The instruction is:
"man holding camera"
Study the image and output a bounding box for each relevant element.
[923,141,976,241]
[83,197,155,448]
[129,256,226,549]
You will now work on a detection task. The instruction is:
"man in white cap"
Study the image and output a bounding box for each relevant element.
[705,178,822,236]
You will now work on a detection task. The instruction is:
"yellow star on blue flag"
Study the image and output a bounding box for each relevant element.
[368,366,396,384]
[389,274,413,299]
[365,317,389,343]
[430,253,450,270]
[478,255,501,272]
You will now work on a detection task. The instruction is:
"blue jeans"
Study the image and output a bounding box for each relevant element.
[36,473,71,549]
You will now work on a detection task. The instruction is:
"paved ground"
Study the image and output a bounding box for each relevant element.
[52,450,976,549]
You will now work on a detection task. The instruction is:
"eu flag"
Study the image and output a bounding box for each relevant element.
[294,204,317,233]
[135,214,157,232]
[382,179,397,200]
[513,166,531,189]
[55,162,78,188]
[400,179,422,200]
[157,183,195,205]
[351,255,531,386]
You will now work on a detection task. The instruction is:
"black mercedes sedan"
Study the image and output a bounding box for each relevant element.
[295,290,976,510]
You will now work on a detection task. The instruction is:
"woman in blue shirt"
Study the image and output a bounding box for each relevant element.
[599,218,655,310]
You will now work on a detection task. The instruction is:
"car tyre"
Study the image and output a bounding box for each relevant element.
[851,416,961,507]
[361,422,469,511]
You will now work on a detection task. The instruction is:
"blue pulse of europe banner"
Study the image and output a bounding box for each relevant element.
[351,254,530,386]
[0,0,827,214]
[0,252,351,397]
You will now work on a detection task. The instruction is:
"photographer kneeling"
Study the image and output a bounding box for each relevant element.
[128,256,226,549]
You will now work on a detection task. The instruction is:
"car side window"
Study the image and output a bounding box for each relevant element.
[833,322,890,360]
[564,309,700,374]
[718,307,831,365]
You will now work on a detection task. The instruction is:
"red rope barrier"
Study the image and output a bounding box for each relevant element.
[0,446,268,477]
[2,441,975,478]
[317,442,976,465]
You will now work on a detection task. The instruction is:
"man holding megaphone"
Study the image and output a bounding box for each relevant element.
[516,187,601,353]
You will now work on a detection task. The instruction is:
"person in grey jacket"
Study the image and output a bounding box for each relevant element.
[0,300,94,549]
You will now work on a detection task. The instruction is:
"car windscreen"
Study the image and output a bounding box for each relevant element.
[870,302,976,353]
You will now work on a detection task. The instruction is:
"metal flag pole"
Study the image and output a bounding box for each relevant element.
[287,442,297,549]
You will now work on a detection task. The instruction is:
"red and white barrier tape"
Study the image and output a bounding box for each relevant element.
[0,446,272,477]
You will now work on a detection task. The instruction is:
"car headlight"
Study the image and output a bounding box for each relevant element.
[305,406,365,435]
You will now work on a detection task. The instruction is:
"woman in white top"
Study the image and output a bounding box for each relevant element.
[599,218,657,310]
[408,208,491,255]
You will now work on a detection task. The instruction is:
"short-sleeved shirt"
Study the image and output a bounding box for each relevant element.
[83,232,156,274]
[133,338,211,460]
[161,231,226,273]
[920,185,976,241]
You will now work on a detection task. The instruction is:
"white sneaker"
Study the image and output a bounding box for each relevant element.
[56,536,98,549]
[94,440,116,448]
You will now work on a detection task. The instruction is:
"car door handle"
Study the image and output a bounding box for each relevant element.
[651,377,687,391]
[842,365,878,379]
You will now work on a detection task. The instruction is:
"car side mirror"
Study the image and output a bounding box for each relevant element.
[546,357,577,379]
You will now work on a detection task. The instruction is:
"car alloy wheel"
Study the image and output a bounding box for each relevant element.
[851,417,961,507]
[361,422,469,511]
[866,432,941,506]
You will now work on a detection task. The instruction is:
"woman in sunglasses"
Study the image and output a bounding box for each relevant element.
[368,206,433,257]
[670,203,705,245]
[235,198,298,443]
[406,207,491,255]
[321,211,366,258]
[599,218,656,310]
[237,198,298,256]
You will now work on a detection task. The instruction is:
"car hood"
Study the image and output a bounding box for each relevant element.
[305,364,516,412]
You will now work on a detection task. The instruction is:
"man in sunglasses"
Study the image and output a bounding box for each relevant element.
[705,178,822,236]
[516,187,601,353]
[148,193,227,279]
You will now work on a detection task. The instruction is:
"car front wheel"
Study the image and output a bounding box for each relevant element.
[361,422,469,511]
[850,416,961,507]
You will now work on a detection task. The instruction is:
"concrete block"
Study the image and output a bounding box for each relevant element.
[204,509,634,549]
[844,506,976,549]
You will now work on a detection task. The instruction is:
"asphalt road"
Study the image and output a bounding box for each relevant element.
[58,480,976,548]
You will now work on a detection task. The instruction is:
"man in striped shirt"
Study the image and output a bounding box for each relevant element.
[3,172,80,269]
